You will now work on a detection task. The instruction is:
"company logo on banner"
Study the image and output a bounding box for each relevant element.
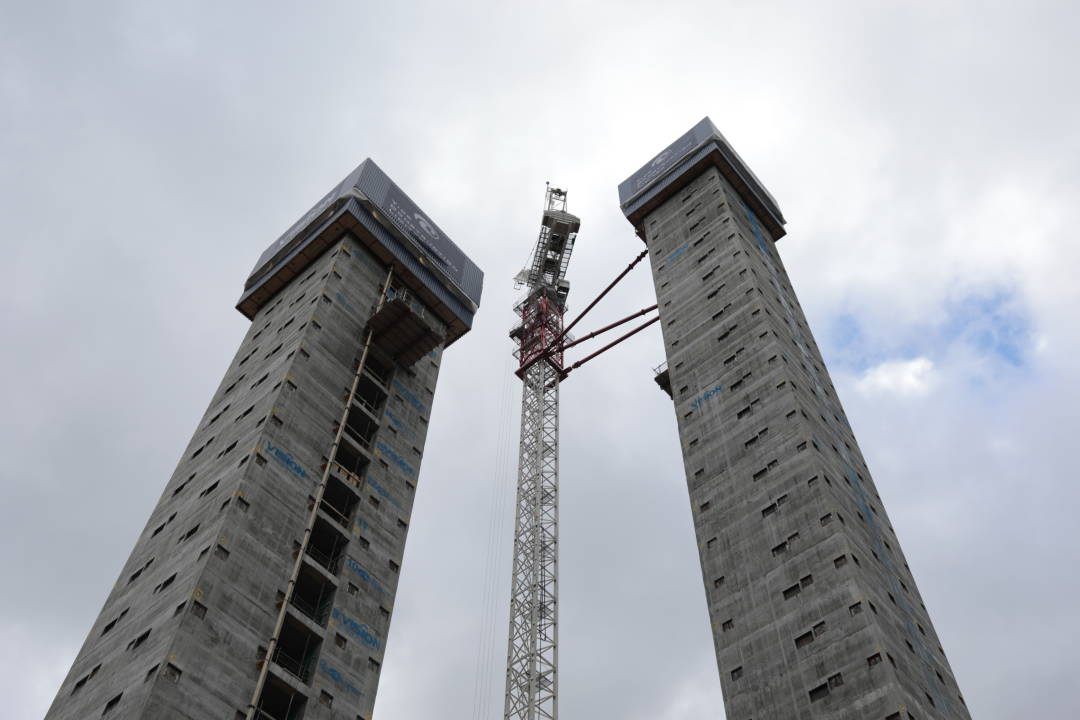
[632,131,699,192]
[383,196,460,276]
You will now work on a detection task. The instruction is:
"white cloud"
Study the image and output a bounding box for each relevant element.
[856,356,937,397]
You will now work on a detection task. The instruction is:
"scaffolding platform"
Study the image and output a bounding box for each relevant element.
[366,287,447,366]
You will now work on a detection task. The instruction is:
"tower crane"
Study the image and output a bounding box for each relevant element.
[501,186,659,720]
[503,186,578,720]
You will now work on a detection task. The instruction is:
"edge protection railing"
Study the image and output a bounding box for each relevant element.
[304,544,343,575]
[289,592,333,627]
[270,646,316,683]
[318,498,352,528]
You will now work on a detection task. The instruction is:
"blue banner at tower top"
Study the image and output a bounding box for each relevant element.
[618,117,785,238]
[244,159,484,310]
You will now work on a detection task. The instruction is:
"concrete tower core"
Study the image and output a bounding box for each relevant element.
[46,160,483,720]
[619,119,970,719]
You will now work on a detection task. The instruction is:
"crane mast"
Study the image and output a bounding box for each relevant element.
[503,186,579,720]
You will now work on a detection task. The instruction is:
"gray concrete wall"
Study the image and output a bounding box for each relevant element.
[641,165,971,720]
[46,232,448,720]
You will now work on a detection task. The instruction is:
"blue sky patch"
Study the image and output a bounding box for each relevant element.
[941,291,1029,367]
[823,288,1031,372]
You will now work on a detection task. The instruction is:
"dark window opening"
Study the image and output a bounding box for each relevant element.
[354,374,389,416]
[101,608,128,636]
[254,672,307,720]
[332,430,371,481]
[190,436,214,459]
[272,614,322,683]
[102,692,123,716]
[153,573,176,594]
[305,517,347,574]
[71,664,101,695]
[362,355,394,387]
[173,476,194,496]
[127,628,151,651]
[321,474,360,527]
[343,403,382,453]
[206,405,230,427]
[291,563,336,626]
[178,525,200,544]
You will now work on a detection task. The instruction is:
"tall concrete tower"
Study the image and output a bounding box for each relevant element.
[619,119,970,719]
[46,160,483,720]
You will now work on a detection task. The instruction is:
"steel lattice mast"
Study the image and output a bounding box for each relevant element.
[504,187,579,720]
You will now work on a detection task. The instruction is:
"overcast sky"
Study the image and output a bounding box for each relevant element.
[3,1,1079,718]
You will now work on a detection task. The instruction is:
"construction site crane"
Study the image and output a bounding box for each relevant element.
[503,186,578,720]
[500,186,659,720]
